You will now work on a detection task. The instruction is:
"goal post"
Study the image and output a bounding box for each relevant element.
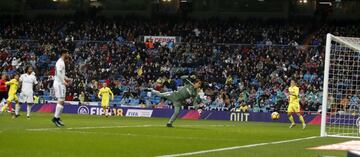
[321,33,360,138]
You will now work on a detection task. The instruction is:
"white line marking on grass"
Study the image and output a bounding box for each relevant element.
[26,125,163,131]
[61,130,240,142]
[26,124,237,131]
[155,136,319,157]
[181,124,237,127]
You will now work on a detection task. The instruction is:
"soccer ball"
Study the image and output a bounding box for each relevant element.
[271,112,280,120]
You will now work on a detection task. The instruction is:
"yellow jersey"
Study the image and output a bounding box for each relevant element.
[288,86,299,105]
[98,87,114,102]
[6,79,19,95]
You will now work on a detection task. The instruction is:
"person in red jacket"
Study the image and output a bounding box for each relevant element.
[0,74,8,104]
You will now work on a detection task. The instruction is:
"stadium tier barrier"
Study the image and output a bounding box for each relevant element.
[14,103,330,124]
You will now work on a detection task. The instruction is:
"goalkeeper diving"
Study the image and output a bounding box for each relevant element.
[149,75,203,127]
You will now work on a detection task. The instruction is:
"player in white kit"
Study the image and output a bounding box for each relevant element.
[52,50,71,127]
[16,66,38,119]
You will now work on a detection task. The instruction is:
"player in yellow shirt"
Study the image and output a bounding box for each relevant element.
[98,83,114,117]
[288,79,306,129]
[2,74,20,118]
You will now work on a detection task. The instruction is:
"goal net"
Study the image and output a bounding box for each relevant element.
[321,34,360,138]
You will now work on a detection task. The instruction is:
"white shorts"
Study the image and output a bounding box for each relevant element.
[20,92,34,103]
[54,83,66,101]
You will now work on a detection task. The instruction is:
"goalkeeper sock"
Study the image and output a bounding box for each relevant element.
[152,89,172,97]
[288,115,295,124]
[168,106,181,125]
[298,115,305,125]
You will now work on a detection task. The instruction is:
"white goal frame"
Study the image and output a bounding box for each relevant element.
[321,33,360,138]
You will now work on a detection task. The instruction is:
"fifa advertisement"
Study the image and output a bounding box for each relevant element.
[17,103,328,124]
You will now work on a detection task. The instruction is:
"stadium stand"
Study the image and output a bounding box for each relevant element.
[0,18,359,112]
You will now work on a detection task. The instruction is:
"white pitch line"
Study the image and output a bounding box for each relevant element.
[181,124,237,127]
[26,124,237,131]
[61,130,240,142]
[26,124,162,131]
[155,136,319,157]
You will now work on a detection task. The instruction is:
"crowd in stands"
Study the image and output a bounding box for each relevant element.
[0,17,359,112]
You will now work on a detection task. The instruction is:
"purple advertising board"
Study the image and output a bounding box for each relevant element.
[18,103,321,124]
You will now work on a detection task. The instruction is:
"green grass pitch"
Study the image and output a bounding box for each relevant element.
[0,112,354,157]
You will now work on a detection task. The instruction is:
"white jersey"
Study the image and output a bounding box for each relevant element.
[54,58,66,85]
[19,73,38,94]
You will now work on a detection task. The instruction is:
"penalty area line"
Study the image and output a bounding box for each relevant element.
[60,130,241,142]
[26,124,238,131]
[155,136,319,157]
[26,124,163,131]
